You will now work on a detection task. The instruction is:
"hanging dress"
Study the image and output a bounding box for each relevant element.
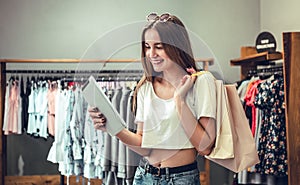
[254,76,288,176]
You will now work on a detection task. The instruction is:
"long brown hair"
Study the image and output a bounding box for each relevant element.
[132,14,199,113]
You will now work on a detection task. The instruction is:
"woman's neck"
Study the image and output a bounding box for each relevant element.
[161,70,187,87]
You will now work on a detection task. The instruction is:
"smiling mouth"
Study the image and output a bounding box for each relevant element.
[151,59,163,65]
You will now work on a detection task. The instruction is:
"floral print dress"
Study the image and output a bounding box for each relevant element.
[254,76,288,176]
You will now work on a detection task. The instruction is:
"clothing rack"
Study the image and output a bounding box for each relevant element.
[247,64,283,78]
[1,64,145,185]
[0,58,214,185]
[0,59,142,185]
[3,69,143,74]
[3,69,144,82]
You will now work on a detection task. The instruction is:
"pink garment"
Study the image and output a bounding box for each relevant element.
[244,79,262,136]
[5,80,21,135]
[47,81,57,136]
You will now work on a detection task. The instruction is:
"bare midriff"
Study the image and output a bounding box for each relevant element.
[146,148,197,168]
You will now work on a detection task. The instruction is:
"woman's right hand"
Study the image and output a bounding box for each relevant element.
[88,106,107,131]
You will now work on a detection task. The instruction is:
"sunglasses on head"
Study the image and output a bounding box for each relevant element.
[147,13,173,22]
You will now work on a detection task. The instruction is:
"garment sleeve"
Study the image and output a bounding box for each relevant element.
[134,84,146,123]
[193,73,217,120]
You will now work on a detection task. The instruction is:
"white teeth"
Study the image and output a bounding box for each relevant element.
[151,59,163,64]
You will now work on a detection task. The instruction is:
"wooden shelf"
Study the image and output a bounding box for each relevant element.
[0,58,213,63]
[0,58,214,72]
[0,58,140,63]
[230,51,282,66]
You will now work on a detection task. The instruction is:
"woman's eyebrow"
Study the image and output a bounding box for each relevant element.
[144,42,163,46]
[154,42,163,46]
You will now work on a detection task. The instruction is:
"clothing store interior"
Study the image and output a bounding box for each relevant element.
[0,1,299,185]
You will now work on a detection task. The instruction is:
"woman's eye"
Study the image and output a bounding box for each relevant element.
[144,44,163,50]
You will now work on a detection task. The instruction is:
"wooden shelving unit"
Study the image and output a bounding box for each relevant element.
[230,48,283,79]
[282,32,300,185]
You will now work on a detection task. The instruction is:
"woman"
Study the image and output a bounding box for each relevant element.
[89,13,216,185]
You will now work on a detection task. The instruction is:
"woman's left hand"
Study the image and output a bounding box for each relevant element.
[88,106,107,131]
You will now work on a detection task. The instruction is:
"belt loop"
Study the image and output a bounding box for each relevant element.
[145,164,149,174]
[166,167,170,180]
[154,166,161,177]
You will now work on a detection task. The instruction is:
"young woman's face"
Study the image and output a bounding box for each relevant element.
[144,29,174,73]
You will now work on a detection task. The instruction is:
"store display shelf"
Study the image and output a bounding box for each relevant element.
[230,51,282,66]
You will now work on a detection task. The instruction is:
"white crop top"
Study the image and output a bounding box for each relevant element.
[134,72,216,149]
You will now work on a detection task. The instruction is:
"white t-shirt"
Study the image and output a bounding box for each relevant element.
[134,72,216,149]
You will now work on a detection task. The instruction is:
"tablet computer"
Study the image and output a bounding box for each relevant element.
[81,75,126,136]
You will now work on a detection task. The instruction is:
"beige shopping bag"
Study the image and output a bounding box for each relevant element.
[207,80,234,159]
[206,84,260,173]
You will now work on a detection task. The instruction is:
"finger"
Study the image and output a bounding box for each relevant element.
[99,117,107,123]
[94,114,107,122]
[89,112,104,119]
[186,67,196,74]
[190,74,197,81]
[94,122,105,129]
[89,112,99,118]
[92,117,101,123]
[93,116,106,124]
[184,75,195,82]
[97,113,104,118]
[180,75,188,84]
[88,106,99,112]
[185,73,197,83]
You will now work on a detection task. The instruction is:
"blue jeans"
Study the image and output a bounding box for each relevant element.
[133,165,200,185]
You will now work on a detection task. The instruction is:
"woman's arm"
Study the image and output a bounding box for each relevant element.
[88,107,151,157]
[116,122,152,157]
[175,96,216,155]
[174,75,216,155]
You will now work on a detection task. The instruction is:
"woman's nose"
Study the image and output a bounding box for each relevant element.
[149,48,157,57]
